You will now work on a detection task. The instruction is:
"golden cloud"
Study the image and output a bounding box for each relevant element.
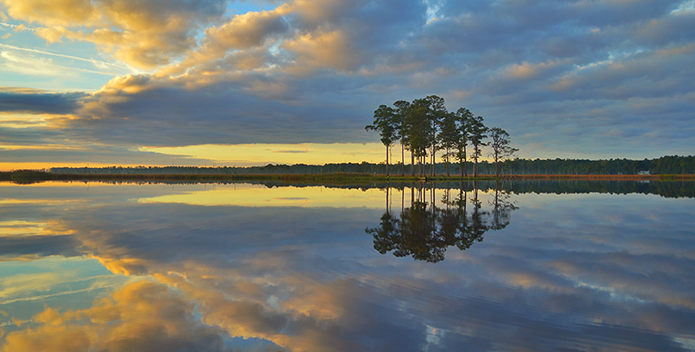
[202,10,288,52]
[4,0,222,69]
[2,280,225,352]
[282,29,358,74]
[1,0,99,27]
[154,268,361,352]
[2,324,95,352]
[4,0,369,99]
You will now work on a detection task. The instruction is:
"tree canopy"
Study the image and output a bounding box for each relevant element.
[366,95,517,177]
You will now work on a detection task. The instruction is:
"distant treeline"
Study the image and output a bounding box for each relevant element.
[282,180,695,198]
[5,171,693,198]
[504,155,694,175]
[497,179,695,198]
[49,155,695,175]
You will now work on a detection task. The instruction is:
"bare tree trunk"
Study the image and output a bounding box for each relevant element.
[385,145,389,176]
[464,145,468,177]
[432,147,436,177]
[411,150,415,176]
[420,154,423,177]
[432,184,435,208]
[401,143,405,176]
[446,148,450,177]
[495,153,499,178]
[431,184,436,233]
[411,184,415,206]
[389,185,392,212]
[418,155,423,177]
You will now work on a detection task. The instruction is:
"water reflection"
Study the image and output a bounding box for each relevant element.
[1,181,695,351]
[367,182,517,262]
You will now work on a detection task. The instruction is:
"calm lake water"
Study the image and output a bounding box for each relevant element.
[1,180,694,351]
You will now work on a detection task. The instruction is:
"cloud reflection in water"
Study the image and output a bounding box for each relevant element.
[0,181,694,351]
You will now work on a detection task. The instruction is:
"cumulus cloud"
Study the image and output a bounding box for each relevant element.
[0,0,99,27]
[1,280,228,352]
[0,0,694,158]
[3,0,227,69]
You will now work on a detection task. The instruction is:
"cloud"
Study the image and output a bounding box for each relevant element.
[0,145,213,165]
[273,149,308,153]
[0,0,694,159]
[186,8,290,67]
[0,235,81,259]
[66,80,377,146]
[281,29,358,73]
[2,280,228,352]
[0,88,85,114]
[0,0,99,27]
[4,0,228,69]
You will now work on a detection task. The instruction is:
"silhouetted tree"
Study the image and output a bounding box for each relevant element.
[426,95,447,177]
[438,111,459,177]
[489,181,518,230]
[393,100,411,176]
[367,183,518,262]
[407,99,433,177]
[368,212,401,255]
[366,105,398,176]
[469,116,488,177]
[488,127,518,177]
[453,107,473,178]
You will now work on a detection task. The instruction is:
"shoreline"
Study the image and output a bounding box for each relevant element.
[2,170,695,184]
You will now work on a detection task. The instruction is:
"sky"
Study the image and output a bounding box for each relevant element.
[0,0,694,170]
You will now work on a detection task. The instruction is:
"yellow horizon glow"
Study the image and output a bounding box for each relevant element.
[0,142,493,172]
[0,142,387,171]
[138,184,496,209]
[0,162,156,172]
[138,183,388,209]
[138,142,391,166]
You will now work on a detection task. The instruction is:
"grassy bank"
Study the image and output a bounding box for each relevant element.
[2,170,695,184]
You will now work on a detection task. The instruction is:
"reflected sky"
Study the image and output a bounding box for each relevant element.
[1,181,694,351]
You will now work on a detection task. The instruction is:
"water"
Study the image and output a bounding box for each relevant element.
[1,180,694,351]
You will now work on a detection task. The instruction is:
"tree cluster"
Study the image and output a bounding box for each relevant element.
[365,95,518,178]
[366,183,517,263]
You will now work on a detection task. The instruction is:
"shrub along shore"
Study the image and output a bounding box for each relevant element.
[2,170,694,184]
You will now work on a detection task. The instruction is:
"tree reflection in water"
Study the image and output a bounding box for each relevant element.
[367,181,517,262]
